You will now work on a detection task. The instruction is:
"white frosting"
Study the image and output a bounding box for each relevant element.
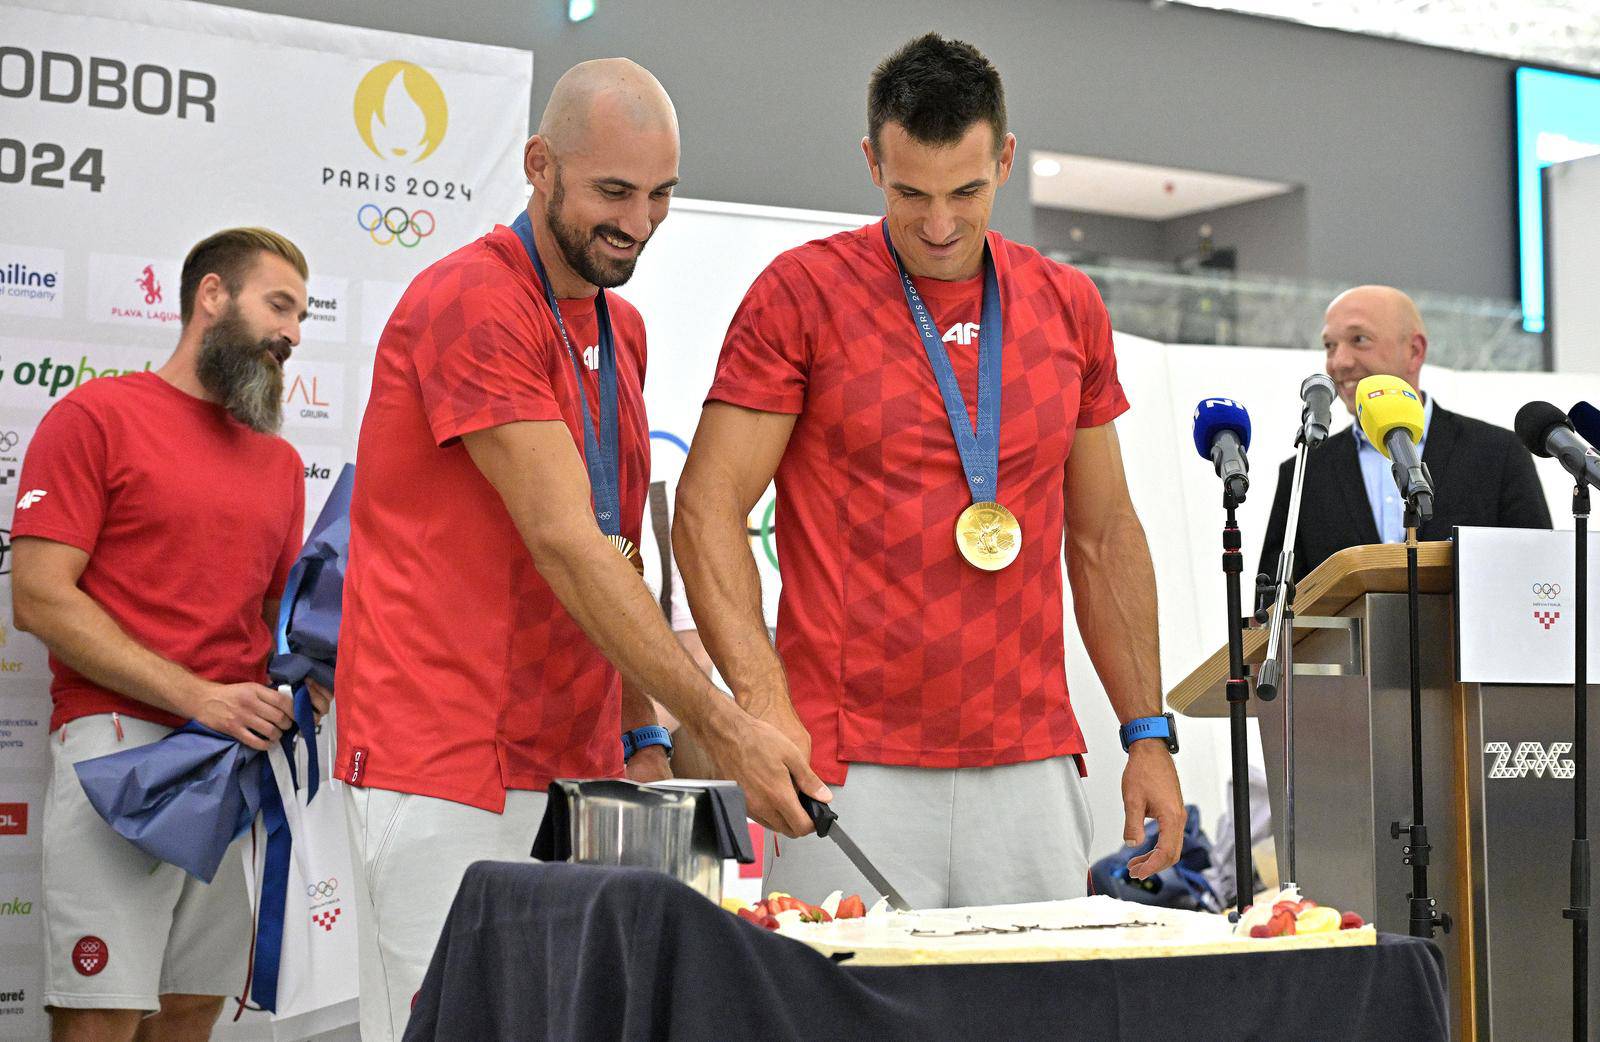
[777,894,1374,965]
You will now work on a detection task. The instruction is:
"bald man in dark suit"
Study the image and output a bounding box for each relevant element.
[1258,285,1550,586]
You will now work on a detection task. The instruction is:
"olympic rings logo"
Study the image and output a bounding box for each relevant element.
[1533,582,1562,598]
[306,878,339,898]
[357,204,436,248]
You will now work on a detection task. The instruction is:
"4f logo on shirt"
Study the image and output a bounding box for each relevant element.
[942,322,980,346]
[16,489,45,510]
[581,345,600,371]
[1484,740,1575,779]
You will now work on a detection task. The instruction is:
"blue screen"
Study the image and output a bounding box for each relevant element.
[1515,66,1600,334]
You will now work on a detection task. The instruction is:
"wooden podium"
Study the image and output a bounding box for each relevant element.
[1168,543,1475,1036]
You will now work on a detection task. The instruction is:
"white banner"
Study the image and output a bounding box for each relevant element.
[1456,526,1600,683]
[0,0,530,1036]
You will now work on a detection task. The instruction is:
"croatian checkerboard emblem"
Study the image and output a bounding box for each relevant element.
[72,935,108,976]
[312,908,342,931]
[1534,609,1560,630]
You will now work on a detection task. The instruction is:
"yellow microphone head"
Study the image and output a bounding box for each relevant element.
[1355,374,1424,460]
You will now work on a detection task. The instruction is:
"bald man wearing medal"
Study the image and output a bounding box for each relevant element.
[674,34,1185,907]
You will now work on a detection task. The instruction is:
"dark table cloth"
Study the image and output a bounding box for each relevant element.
[403,861,1449,1042]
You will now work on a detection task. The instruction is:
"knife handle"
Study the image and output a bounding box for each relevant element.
[796,791,836,838]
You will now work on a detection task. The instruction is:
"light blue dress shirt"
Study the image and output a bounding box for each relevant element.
[1351,393,1435,543]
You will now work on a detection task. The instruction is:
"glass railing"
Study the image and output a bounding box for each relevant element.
[1056,256,1546,371]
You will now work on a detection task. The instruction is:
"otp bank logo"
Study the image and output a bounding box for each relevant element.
[354,61,448,163]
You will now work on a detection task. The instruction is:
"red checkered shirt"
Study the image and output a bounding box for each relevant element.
[708,220,1128,784]
[335,225,648,811]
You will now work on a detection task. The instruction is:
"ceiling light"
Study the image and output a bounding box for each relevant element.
[1032,158,1063,177]
[568,0,596,23]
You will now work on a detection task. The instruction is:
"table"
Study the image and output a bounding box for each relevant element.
[403,862,1449,1041]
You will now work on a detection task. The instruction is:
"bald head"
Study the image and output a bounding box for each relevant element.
[1322,284,1430,415]
[522,59,680,295]
[537,58,678,157]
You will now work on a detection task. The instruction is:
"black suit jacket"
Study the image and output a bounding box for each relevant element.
[1256,403,1552,587]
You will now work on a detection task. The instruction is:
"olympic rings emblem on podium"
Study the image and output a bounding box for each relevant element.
[357,204,436,247]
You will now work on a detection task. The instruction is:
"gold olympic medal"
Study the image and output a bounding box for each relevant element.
[607,534,646,578]
[955,501,1021,571]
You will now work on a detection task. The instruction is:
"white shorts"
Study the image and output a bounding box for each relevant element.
[42,713,251,1011]
[764,755,1094,908]
[344,785,548,1042]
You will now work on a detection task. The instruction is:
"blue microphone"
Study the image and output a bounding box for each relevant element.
[1193,397,1252,501]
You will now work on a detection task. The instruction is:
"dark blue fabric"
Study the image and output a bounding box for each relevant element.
[404,862,1450,1042]
[74,721,263,883]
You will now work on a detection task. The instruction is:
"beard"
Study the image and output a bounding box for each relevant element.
[545,171,648,289]
[196,306,288,434]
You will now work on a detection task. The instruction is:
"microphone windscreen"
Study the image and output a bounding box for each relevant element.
[1192,398,1251,460]
[1355,375,1423,460]
[1569,401,1600,449]
[1514,400,1567,458]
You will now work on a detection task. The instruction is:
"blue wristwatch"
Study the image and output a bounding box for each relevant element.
[622,724,673,761]
[1119,713,1179,753]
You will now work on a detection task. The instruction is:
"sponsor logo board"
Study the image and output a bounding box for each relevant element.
[281,361,345,430]
[302,276,350,344]
[0,246,65,319]
[87,255,182,328]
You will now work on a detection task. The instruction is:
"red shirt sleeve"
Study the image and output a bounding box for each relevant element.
[404,263,565,446]
[1071,269,1130,428]
[706,255,814,416]
[270,448,306,599]
[12,399,109,554]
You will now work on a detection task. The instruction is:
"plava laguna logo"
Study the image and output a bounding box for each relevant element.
[136,265,162,305]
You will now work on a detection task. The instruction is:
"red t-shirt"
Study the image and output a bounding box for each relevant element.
[12,371,304,732]
[334,225,649,812]
[708,221,1129,785]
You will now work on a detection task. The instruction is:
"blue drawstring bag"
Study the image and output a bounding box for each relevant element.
[1089,803,1221,913]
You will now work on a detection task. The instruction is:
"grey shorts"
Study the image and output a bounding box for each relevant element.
[764,755,1093,909]
[42,714,251,1010]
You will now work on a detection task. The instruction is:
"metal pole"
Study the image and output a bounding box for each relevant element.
[1222,492,1254,915]
[1566,482,1590,1042]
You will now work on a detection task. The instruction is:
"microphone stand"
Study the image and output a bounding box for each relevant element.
[1257,434,1311,890]
[1389,504,1450,940]
[1221,487,1253,916]
[1564,479,1590,1042]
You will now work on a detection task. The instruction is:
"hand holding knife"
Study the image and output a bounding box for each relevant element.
[795,791,913,911]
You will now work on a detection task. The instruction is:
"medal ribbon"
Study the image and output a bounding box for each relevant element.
[511,211,622,536]
[881,221,1002,505]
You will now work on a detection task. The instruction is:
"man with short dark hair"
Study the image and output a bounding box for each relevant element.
[13,226,312,1042]
[674,34,1185,908]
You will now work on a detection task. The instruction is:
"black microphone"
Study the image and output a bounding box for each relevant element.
[1192,398,1251,501]
[1518,401,1600,487]
[1569,401,1600,449]
[1300,373,1335,447]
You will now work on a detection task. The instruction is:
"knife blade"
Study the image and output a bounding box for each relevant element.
[797,792,912,911]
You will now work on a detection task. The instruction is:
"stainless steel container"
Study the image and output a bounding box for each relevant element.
[549,779,724,901]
